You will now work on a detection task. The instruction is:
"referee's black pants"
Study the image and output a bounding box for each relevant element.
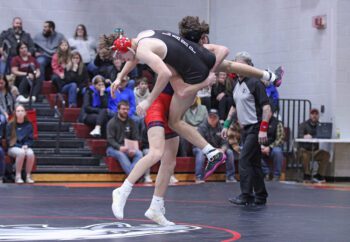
[239,123,268,201]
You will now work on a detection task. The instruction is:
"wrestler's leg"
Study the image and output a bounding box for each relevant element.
[145,136,179,226]
[112,126,165,220]
[127,127,165,183]
[168,77,225,166]
[217,60,283,86]
[154,136,179,197]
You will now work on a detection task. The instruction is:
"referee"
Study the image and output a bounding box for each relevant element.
[221,51,272,206]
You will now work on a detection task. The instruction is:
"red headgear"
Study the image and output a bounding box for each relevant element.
[112,36,132,53]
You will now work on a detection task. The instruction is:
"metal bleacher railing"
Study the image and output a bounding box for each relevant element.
[277,98,312,169]
[54,93,66,154]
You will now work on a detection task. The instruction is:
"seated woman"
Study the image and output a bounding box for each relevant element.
[0,75,15,130]
[69,24,97,76]
[51,39,71,91]
[62,51,89,107]
[79,75,109,137]
[6,104,35,184]
[10,42,41,103]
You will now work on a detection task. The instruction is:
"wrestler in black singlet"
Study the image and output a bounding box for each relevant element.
[138,30,216,84]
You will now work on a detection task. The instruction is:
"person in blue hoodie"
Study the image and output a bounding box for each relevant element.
[107,76,141,128]
[6,104,35,184]
[79,75,109,137]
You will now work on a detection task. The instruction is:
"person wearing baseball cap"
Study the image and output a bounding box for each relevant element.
[298,108,330,183]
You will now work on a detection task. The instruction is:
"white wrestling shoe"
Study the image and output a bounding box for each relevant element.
[145,207,175,226]
[111,188,129,219]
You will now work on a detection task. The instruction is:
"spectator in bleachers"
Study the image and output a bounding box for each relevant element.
[0,143,4,183]
[193,109,236,183]
[51,39,71,91]
[6,104,35,184]
[106,58,136,89]
[11,42,40,103]
[227,121,241,158]
[34,20,65,83]
[0,75,15,129]
[107,77,140,126]
[211,71,234,122]
[62,50,89,107]
[106,100,143,175]
[79,75,108,138]
[261,116,285,181]
[134,77,150,106]
[0,17,35,75]
[94,34,116,80]
[0,104,5,182]
[197,86,211,111]
[298,108,330,183]
[68,24,97,77]
[178,96,207,157]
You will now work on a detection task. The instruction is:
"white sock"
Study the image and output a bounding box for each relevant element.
[119,179,133,194]
[150,195,164,210]
[202,144,219,160]
[261,70,271,82]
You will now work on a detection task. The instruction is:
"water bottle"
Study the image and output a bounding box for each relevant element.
[336,128,340,139]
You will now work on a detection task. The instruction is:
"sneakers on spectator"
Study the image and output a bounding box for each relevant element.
[226,177,237,183]
[26,175,35,184]
[30,96,36,102]
[303,174,311,182]
[144,174,153,183]
[273,66,284,87]
[111,188,129,219]
[195,178,205,184]
[169,175,178,184]
[16,95,29,103]
[15,176,24,184]
[312,174,326,183]
[90,126,101,137]
[145,207,175,226]
[204,152,226,180]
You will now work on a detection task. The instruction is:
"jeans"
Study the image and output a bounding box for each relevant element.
[0,59,6,75]
[61,82,78,106]
[192,147,235,180]
[106,146,143,175]
[86,61,98,76]
[36,55,51,81]
[261,146,284,177]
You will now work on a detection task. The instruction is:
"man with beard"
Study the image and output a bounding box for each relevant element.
[33,20,65,83]
[0,17,35,75]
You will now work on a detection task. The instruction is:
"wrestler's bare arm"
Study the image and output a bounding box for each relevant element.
[137,46,172,104]
[203,43,229,72]
[110,59,139,97]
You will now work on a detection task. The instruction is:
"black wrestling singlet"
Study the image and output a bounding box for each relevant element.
[141,30,216,84]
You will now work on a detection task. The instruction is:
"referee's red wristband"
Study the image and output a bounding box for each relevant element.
[260,121,268,132]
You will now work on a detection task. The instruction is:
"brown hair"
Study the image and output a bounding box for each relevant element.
[117,100,129,110]
[74,24,88,40]
[57,39,71,65]
[9,104,29,147]
[178,16,209,40]
[97,33,122,60]
[67,51,84,75]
